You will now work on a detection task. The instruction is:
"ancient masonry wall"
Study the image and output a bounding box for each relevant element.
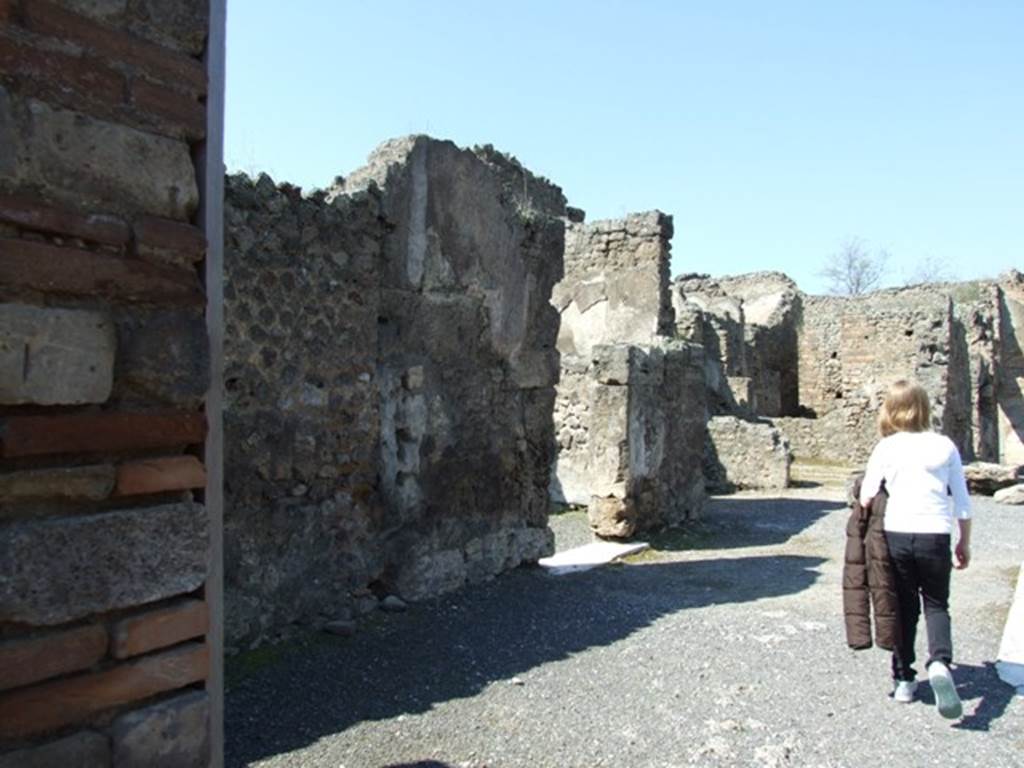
[223,175,385,648]
[673,271,802,418]
[224,137,565,648]
[551,213,707,536]
[556,343,707,537]
[1,2,218,765]
[791,287,970,465]
[997,272,1024,464]
[705,416,791,492]
[553,212,674,359]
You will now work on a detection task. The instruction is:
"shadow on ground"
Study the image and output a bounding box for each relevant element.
[225,552,826,766]
[644,496,845,551]
[948,662,1019,731]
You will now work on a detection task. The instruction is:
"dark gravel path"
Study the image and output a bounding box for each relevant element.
[225,489,1023,767]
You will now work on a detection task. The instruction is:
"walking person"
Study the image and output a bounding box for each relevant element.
[859,380,972,719]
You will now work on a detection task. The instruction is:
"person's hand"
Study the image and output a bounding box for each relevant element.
[954,541,971,570]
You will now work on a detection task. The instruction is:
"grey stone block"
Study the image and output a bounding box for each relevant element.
[112,690,209,767]
[0,730,109,768]
[0,502,207,625]
[115,309,210,407]
[2,91,197,219]
[0,464,116,507]
[0,303,116,405]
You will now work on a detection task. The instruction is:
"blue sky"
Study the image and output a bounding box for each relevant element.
[225,1,1022,294]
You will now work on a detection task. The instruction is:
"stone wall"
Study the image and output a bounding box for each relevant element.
[550,211,709,534]
[684,273,1021,473]
[224,136,565,647]
[997,272,1024,464]
[223,175,385,647]
[553,212,674,359]
[554,343,706,538]
[705,416,791,492]
[673,271,801,417]
[952,283,999,462]
[1,1,217,764]
[797,287,970,464]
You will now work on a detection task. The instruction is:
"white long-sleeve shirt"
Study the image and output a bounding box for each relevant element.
[859,431,972,534]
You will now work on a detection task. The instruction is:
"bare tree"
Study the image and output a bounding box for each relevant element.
[904,255,955,286]
[820,238,887,295]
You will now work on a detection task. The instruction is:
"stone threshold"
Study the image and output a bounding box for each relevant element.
[538,541,649,576]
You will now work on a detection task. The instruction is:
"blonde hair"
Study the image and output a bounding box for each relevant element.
[878,380,931,436]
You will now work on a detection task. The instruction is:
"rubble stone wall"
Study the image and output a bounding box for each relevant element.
[223,175,385,648]
[553,343,706,538]
[1,1,216,763]
[997,272,1024,464]
[952,284,1000,461]
[224,137,565,648]
[673,271,801,417]
[550,211,709,533]
[797,288,971,463]
[553,212,674,360]
[705,416,791,491]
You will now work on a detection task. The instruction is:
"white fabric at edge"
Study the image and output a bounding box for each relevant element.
[996,560,1024,693]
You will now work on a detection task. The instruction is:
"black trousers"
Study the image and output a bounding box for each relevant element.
[884,531,954,681]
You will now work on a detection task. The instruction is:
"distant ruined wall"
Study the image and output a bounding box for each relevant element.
[673,272,801,417]
[797,288,970,464]
[1,1,218,764]
[551,212,708,534]
[997,272,1024,465]
[705,416,791,492]
[553,212,674,359]
[953,284,1000,462]
[555,343,706,538]
[683,274,1016,471]
[224,137,565,648]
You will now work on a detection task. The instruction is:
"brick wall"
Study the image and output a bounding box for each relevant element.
[0,1,219,764]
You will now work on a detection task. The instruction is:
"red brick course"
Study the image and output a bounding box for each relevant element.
[0,642,209,740]
[111,599,208,659]
[0,411,207,458]
[0,30,125,107]
[0,0,17,24]
[130,77,205,140]
[21,1,207,94]
[115,455,207,496]
[0,194,130,245]
[133,215,207,264]
[0,238,203,305]
[0,625,108,692]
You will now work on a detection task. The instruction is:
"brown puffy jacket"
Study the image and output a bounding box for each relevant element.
[843,476,899,650]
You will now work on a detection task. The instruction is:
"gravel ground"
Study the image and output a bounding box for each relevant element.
[225,489,1023,768]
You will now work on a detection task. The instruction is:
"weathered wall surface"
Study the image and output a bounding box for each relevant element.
[1,1,216,763]
[223,175,385,647]
[673,271,801,417]
[346,137,565,602]
[553,212,674,360]
[797,288,969,464]
[952,284,999,462]
[554,343,706,538]
[997,272,1024,465]
[551,211,708,533]
[224,137,565,647]
[705,416,791,492]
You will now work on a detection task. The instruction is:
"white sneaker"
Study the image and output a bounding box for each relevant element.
[928,662,963,719]
[892,680,918,703]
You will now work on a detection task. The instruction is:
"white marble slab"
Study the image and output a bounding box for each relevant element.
[539,541,649,576]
